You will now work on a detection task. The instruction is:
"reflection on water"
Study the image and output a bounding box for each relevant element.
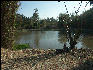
[58,31,87,49]
[58,31,67,43]
[15,30,93,50]
[82,36,93,49]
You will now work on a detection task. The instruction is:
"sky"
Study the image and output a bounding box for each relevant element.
[17,1,92,19]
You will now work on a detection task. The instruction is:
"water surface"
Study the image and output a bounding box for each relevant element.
[15,31,93,50]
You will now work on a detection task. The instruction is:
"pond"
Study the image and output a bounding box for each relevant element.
[15,30,93,50]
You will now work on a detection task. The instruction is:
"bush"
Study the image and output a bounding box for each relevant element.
[13,44,30,50]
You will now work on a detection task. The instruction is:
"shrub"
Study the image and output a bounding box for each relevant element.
[13,44,30,50]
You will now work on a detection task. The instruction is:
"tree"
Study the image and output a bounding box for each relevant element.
[80,8,93,29]
[58,13,70,29]
[15,14,23,29]
[1,1,20,49]
[32,8,39,29]
[39,19,46,28]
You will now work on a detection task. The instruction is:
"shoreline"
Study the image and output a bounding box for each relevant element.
[16,28,93,31]
[19,28,93,30]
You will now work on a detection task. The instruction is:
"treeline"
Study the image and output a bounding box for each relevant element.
[15,8,93,30]
[15,8,58,30]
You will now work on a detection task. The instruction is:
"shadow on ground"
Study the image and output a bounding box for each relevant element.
[1,50,65,69]
[2,49,93,70]
[72,58,93,70]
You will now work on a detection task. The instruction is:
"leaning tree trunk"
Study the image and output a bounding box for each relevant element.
[65,23,80,50]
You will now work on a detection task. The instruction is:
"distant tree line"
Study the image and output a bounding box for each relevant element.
[15,8,93,30]
[15,8,58,30]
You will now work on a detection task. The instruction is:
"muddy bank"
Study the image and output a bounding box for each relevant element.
[1,48,93,70]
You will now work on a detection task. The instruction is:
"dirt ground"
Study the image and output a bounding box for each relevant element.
[1,48,93,70]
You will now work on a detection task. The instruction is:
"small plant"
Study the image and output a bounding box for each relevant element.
[13,43,30,50]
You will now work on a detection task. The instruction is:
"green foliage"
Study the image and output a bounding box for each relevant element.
[15,14,23,29]
[1,1,20,49]
[58,13,70,29]
[13,44,30,50]
[80,8,93,29]
[15,7,93,30]
[31,8,40,29]
[39,17,58,29]
[15,12,58,30]
[57,8,93,30]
